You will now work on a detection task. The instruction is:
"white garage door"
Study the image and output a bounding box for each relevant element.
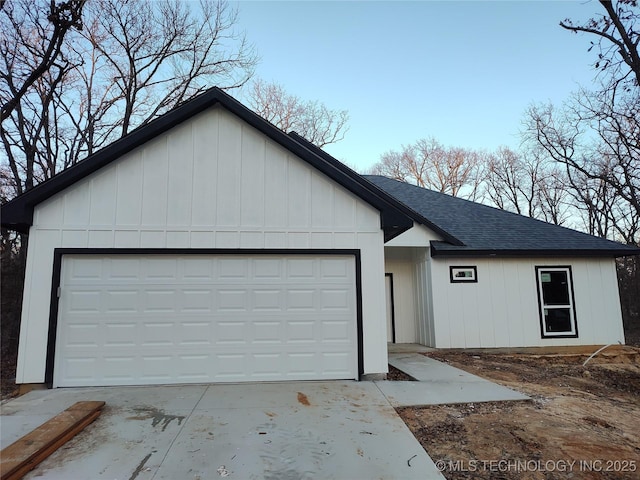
[54,254,358,387]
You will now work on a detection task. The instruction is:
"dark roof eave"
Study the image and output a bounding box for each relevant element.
[430,243,640,258]
[0,221,31,234]
[360,177,464,246]
[383,222,414,243]
[1,201,32,233]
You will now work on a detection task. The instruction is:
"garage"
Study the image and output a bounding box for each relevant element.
[5,90,402,387]
[53,253,359,387]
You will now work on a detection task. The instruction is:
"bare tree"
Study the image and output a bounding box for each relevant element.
[536,165,572,226]
[557,155,623,239]
[485,147,536,216]
[1,0,257,197]
[1,0,86,193]
[549,0,640,241]
[531,0,640,341]
[526,87,639,243]
[481,146,571,224]
[81,0,256,138]
[0,0,86,123]
[618,255,640,337]
[371,137,485,199]
[246,78,349,147]
[560,0,640,88]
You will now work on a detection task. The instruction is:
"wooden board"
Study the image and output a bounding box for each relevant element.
[0,401,105,480]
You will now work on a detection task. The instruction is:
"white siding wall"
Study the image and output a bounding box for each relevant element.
[429,256,625,348]
[384,224,440,346]
[17,106,388,383]
[384,248,418,343]
[385,224,442,247]
[415,249,435,346]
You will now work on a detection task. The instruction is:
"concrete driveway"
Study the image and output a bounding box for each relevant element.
[1,381,445,480]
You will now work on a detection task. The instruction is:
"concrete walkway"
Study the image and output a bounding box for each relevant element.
[0,354,528,479]
[376,353,529,407]
[1,381,445,480]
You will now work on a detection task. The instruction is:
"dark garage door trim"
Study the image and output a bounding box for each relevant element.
[45,248,364,387]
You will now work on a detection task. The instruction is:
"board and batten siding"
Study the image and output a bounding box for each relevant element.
[384,226,442,346]
[429,257,624,348]
[17,105,387,384]
[384,248,418,344]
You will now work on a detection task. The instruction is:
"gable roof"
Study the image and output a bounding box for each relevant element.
[4,86,637,258]
[365,175,640,257]
[1,87,412,241]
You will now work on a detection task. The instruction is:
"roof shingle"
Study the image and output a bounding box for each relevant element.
[364,175,639,257]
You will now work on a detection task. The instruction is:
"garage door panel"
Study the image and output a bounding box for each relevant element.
[67,290,102,313]
[217,289,249,312]
[253,258,282,278]
[252,289,282,311]
[287,258,315,278]
[321,289,352,310]
[144,258,178,281]
[323,352,353,375]
[141,322,177,347]
[63,323,100,348]
[109,258,141,280]
[179,321,213,346]
[106,290,139,313]
[181,258,214,280]
[252,353,283,377]
[62,357,97,383]
[216,320,248,344]
[183,288,214,309]
[287,352,316,375]
[55,254,358,387]
[218,257,249,279]
[103,323,137,347]
[322,320,351,341]
[320,258,350,278]
[144,289,178,312]
[65,258,103,282]
[215,353,246,378]
[286,289,316,310]
[140,355,173,381]
[252,321,282,343]
[286,320,315,343]
[103,357,136,383]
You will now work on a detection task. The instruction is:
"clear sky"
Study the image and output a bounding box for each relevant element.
[232,0,603,171]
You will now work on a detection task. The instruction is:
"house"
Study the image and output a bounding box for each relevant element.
[364,175,638,348]
[2,87,638,389]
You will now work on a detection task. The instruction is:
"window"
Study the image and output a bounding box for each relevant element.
[450,266,477,283]
[535,266,578,338]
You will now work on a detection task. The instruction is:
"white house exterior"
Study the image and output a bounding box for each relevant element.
[382,238,624,349]
[4,90,417,388]
[366,175,636,351]
[427,256,623,348]
[3,88,638,389]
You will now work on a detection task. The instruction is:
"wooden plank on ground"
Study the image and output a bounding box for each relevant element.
[0,400,105,480]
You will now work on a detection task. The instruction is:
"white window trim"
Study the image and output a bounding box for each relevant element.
[536,266,578,338]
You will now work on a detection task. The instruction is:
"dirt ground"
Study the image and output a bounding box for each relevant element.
[387,364,417,381]
[397,346,640,480]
